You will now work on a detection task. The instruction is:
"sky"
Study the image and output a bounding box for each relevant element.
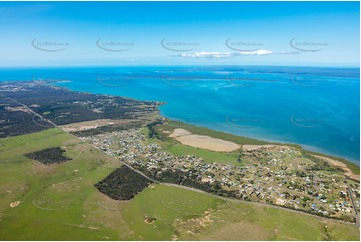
[0,1,359,67]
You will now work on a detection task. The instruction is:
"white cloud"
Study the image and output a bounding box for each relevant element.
[177,50,299,58]
[239,49,273,55]
[179,52,236,58]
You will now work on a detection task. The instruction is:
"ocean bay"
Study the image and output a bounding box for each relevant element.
[0,66,359,163]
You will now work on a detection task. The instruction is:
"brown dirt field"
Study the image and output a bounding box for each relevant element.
[60,119,137,132]
[169,128,240,152]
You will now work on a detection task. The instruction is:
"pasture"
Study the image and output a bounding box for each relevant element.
[0,128,359,240]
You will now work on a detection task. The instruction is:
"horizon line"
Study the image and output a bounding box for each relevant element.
[0,64,360,69]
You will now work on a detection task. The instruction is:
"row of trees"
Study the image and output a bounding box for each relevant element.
[146,120,163,139]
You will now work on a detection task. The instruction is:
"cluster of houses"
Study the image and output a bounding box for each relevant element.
[82,128,360,222]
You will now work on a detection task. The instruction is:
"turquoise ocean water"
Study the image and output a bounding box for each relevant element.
[0,66,359,164]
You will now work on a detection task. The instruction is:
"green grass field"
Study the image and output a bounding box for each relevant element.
[0,128,125,240]
[0,128,359,240]
[121,184,360,241]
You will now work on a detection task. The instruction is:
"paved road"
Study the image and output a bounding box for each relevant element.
[3,96,57,127]
[346,177,360,227]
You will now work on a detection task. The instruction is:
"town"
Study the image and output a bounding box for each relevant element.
[81,127,360,223]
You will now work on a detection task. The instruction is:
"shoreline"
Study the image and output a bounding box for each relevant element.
[162,118,360,178]
[6,79,360,177]
[51,79,360,176]
[313,155,360,181]
[163,115,359,163]
[51,77,359,166]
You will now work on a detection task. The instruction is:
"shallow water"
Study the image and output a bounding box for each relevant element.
[0,66,359,163]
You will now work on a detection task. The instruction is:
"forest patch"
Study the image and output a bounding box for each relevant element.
[95,165,151,200]
[25,147,71,165]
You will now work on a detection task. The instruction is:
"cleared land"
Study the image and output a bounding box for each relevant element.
[60,119,139,132]
[0,128,359,240]
[170,128,240,152]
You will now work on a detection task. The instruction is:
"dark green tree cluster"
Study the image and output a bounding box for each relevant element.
[133,164,238,199]
[146,120,163,139]
[25,147,71,164]
[95,165,151,200]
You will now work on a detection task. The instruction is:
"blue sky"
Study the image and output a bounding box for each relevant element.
[0,1,359,67]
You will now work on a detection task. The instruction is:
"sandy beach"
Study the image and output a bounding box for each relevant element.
[313,155,360,181]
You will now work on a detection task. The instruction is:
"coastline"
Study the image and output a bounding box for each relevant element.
[169,116,360,176]
[313,155,360,181]
[50,79,361,177]
[44,69,359,164]
[161,118,360,178]
[6,79,360,177]
[1,80,359,228]
[161,113,360,166]
[160,114,360,174]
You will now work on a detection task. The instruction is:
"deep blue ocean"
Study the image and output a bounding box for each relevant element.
[0,66,359,164]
